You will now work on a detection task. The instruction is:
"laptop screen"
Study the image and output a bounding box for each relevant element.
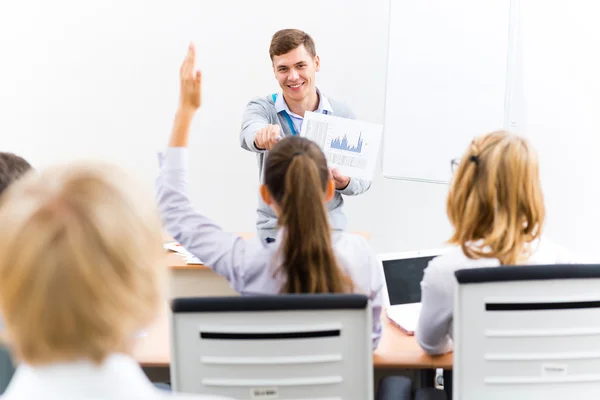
[382,255,437,305]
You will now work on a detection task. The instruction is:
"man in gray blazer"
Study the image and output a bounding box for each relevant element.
[239,29,371,240]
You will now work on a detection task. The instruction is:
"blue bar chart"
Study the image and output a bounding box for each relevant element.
[330,133,364,154]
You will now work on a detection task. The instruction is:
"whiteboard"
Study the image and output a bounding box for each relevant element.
[382,0,514,183]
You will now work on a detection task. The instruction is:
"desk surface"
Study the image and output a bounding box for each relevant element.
[374,317,452,369]
[166,252,209,271]
[133,301,453,370]
[152,251,453,369]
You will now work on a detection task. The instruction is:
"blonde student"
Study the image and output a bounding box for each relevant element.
[155,44,383,348]
[0,163,230,399]
[416,130,573,355]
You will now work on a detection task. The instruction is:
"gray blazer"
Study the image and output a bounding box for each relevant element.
[239,92,371,239]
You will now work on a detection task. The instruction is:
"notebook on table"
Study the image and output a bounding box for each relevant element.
[378,248,449,335]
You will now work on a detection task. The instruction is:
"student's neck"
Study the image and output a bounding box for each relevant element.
[284,90,319,117]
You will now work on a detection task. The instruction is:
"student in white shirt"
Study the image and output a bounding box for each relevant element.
[0,163,229,399]
[416,130,574,355]
[155,44,383,348]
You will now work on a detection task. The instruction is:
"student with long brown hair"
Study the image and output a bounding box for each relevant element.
[416,131,574,355]
[156,44,383,347]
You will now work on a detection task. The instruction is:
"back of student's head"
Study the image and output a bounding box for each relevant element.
[0,162,164,365]
[447,130,545,265]
[0,152,32,197]
[263,136,353,293]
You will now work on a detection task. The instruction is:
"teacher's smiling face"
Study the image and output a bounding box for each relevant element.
[272,44,320,103]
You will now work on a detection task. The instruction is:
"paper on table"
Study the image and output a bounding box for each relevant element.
[300,111,383,181]
[386,303,422,336]
[163,242,203,265]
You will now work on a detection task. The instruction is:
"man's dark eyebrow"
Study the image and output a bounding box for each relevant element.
[276,61,306,70]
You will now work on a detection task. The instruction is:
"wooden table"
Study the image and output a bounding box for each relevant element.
[133,252,453,370]
[165,252,238,298]
[133,304,452,369]
[374,318,452,370]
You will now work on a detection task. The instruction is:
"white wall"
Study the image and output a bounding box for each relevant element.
[0,0,453,254]
[5,1,599,259]
[521,1,600,261]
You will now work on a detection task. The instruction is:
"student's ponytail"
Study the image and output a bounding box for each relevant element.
[263,136,353,293]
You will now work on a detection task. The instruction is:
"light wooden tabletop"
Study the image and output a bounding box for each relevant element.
[374,317,453,369]
[165,251,210,270]
[152,250,453,369]
[132,297,453,369]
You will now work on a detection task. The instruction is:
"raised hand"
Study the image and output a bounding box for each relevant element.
[179,43,202,112]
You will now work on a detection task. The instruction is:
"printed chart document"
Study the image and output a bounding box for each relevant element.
[300,111,383,180]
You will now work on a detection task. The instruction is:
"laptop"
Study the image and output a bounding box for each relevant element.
[378,248,449,335]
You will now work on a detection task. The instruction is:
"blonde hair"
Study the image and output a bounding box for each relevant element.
[0,162,165,365]
[447,130,545,265]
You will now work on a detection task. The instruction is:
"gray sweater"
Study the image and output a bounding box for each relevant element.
[239,93,371,238]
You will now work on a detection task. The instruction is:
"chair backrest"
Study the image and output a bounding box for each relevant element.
[453,264,600,400]
[169,294,373,399]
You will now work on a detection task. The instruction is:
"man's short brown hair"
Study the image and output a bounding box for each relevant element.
[269,29,316,60]
[0,152,32,197]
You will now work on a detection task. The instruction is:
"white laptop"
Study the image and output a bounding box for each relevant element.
[378,248,449,335]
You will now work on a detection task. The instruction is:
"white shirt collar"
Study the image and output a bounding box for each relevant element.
[3,353,159,399]
[274,87,334,116]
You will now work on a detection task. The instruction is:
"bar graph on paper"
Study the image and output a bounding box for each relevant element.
[330,134,364,153]
[300,112,383,180]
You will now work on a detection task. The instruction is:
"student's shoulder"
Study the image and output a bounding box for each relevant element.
[533,236,576,264]
[428,246,471,268]
[334,232,373,254]
[423,246,484,280]
[238,235,278,268]
[332,233,376,275]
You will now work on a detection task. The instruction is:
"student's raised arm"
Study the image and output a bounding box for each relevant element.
[156,43,248,291]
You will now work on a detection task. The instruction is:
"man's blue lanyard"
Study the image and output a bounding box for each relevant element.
[272,93,328,136]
